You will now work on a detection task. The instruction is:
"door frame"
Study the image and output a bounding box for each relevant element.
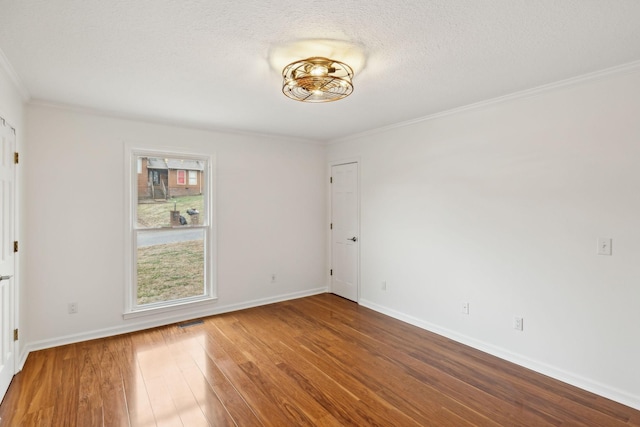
[327,158,361,301]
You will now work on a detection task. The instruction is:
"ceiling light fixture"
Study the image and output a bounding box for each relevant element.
[282,57,354,103]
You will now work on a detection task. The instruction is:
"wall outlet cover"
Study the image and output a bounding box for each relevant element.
[513,316,523,331]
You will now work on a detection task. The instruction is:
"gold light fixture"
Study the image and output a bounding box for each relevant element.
[282,57,354,103]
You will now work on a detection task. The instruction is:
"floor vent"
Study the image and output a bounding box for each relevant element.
[178,319,204,328]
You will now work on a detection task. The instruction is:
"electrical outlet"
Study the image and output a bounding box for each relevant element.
[461,302,469,315]
[513,316,523,331]
[381,281,387,291]
[68,302,78,314]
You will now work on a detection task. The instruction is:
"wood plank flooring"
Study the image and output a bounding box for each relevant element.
[1,293,639,426]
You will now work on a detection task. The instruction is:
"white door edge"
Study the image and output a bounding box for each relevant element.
[0,116,18,402]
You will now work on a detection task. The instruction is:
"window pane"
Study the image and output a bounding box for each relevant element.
[188,170,197,185]
[136,229,205,306]
[177,170,186,185]
[136,156,206,228]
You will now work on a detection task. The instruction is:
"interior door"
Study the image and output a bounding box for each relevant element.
[331,162,359,302]
[0,118,16,401]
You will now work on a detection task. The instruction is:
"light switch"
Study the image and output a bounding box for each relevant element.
[597,238,612,256]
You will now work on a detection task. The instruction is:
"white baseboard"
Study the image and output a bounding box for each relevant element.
[359,298,640,411]
[17,347,29,371]
[21,287,328,358]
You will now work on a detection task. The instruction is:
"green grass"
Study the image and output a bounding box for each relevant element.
[137,239,205,305]
[137,195,205,228]
[136,194,207,305]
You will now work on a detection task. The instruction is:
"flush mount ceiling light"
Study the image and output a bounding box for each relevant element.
[282,57,354,103]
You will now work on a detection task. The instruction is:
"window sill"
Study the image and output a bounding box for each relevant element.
[123,296,218,320]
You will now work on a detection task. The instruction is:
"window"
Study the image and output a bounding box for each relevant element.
[125,149,215,317]
[176,169,186,185]
[188,170,197,185]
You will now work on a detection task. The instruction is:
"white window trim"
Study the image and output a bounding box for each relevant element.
[123,146,217,318]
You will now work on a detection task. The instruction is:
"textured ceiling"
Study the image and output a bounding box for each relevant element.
[1,0,640,142]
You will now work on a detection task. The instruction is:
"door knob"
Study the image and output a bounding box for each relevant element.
[0,275,12,281]
[348,237,358,242]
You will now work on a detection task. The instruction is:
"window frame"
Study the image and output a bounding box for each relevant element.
[124,147,216,319]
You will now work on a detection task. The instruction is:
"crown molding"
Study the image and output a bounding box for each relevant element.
[0,47,30,101]
[328,59,640,145]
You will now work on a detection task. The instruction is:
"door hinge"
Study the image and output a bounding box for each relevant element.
[330,269,333,276]
[14,329,19,341]
[14,152,19,164]
[14,241,18,252]
[330,176,333,184]
[330,223,333,230]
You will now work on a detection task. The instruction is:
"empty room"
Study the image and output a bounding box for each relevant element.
[1,1,639,425]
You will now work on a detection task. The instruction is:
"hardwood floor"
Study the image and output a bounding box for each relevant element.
[1,294,639,426]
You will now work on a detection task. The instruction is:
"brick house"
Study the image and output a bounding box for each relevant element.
[137,157,204,199]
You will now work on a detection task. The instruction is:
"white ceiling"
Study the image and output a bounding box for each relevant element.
[1,1,640,142]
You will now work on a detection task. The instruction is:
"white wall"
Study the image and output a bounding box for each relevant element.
[0,60,26,364]
[327,68,640,409]
[0,63,24,130]
[24,105,327,350]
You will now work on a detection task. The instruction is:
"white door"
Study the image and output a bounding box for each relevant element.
[331,162,359,302]
[0,119,16,401]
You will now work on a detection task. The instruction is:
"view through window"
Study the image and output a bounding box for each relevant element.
[130,153,213,311]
